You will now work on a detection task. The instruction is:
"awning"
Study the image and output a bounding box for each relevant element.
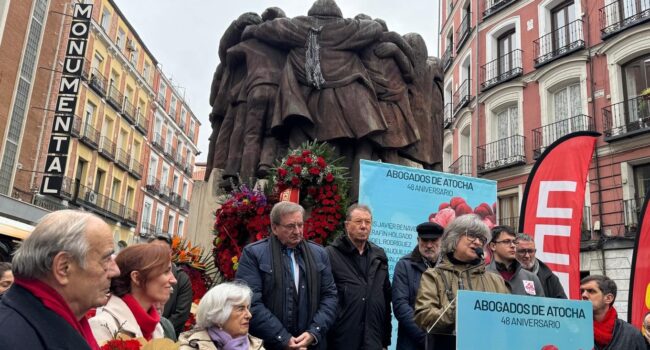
[0,216,34,240]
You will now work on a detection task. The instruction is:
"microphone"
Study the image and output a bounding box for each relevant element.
[474,247,484,259]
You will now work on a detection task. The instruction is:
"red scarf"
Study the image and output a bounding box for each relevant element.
[121,294,160,340]
[14,278,100,350]
[593,306,617,347]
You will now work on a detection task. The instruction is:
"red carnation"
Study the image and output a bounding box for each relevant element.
[304,157,313,164]
[325,173,334,182]
[317,157,327,168]
[302,150,312,157]
[278,168,288,178]
[309,167,320,175]
[293,156,303,164]
[286,157,294,166]
[293,166,302,174]
[291,177,301,186]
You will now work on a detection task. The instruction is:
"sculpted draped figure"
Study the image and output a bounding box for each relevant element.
[206,0,444,199]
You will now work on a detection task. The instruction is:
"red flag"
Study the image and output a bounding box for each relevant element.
[628,190,650,327]
[519,131,599,299]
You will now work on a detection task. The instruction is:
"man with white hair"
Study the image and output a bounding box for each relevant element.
[0,210,120,350]
[515,233,567,299]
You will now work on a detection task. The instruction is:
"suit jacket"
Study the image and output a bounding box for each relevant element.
[0,284,92,350]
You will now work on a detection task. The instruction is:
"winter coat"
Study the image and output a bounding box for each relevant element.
[235,238,337,350]
[392,247,431,350]
[163,263,193,335]
[326,235,392,350]
[536,259,567,299]
[89,295,164,344]
[486,259,545,297]
[0,284,92,350]
[414,255,509,350]
[178,329,264,350]
[595,318,647,350]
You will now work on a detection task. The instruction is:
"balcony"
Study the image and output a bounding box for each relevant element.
[599,0,650,39]
[477,135,526,173]
[145,176,160,195]
[157,94,166,108]
[159,184,171,201]
[116,148,130,171]
[174,152,184,167]
[624,197,644,236]
[456,12,472,52]
[130,157,143,180]
[139,222,158,239]
[532,114,595,158]
[135,109,148,135]
[534,19,584,67]
[180,198,190,213]
[453,79,472,114]
[170,193,182,208]
[53,178,133,225]
[483,0,519,19]
[442,45,454,72]
[443,103,453,128]
[124,207,138,226]
[152,133,165,152]
[122,98,137,125]
[163,143,173,157]
[87,68,107,97]
[80,123,100,149]
[107,85,124,112]
[98,136,116,161]
[449,155,472,176]
[184,162,193,176]
[603,96,650,140]
[480,49,523,91]
[69,114,83,138]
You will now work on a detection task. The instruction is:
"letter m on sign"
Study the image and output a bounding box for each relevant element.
[519,132,598,299]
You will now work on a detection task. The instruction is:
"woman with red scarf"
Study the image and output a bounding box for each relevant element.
[90,244,177,343]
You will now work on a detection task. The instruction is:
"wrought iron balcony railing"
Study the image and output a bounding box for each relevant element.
[602,95,650,139]
[477,134,526,173]
[145,176,160,195]
[164,143,173,157]
[442,45,454,72]
[483,0,519,18]
[184,162,193,176]
[107,84,124,112]
[449,155,472,176]
[122,98,137,125]
[170,194,182,207]
[130,157,143,179]
[139,222,158,238]
[98,136,116,160]
[157,94,166,107]
[116,148,130,171]
[532,114,595,158]
[135,109,148,135]
[159,185,171,200]
[456,12,472,52]
[624,197,645,236]
[152,133,165,152]
[88,68,107,96]
[599,0,650,39]
[80,123,100,149]
[453,79,471,114]
[480,49,523,91]
[534,19,584,67]
[180,198,190,213]
[124,207,138,226]
[443,103,453,129]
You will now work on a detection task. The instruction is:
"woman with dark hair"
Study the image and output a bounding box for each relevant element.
[0,262,13,297]
[89,244,177,343]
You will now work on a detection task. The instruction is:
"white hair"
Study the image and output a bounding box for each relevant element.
[196,281,252,329]
[12,210,99,279]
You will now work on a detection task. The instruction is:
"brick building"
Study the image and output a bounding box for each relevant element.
[440,0,650,318]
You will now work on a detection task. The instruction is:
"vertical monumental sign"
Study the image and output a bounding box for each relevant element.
[40,3,93,195]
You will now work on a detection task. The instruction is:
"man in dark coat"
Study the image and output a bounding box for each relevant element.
[516,233,567,299]
[236,201,338,350]
[326,204,392,350]
[392,222,444,350]
[580,275,646,349]
[0,210,120,349]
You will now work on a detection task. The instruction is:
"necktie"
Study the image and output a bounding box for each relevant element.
[287,248,299,291]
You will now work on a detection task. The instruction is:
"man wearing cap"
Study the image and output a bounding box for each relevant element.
[392,222,443,350]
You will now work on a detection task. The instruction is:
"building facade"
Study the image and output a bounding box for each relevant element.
[440,0,650,319]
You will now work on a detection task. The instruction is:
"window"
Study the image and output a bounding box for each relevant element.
[167,215,174,234]
[447,0,453,18]
[634,163,650,204]
[100,8,111,32]
[0,0,11,45]
[162,166,169,187]
[125,187,134,209]
[117,28,125,51]
[494,105,519,160]
[497,30,516,74]
[111,179,121,201]
[623,54,650,99]
[619,0,650,21]
[182,182,188,199]
[143,62,151,83]
[551,1,576,51]
[498,193,519,228]
[143,201,152,226]
[178,220,185,237]
[173,175,179,192]
[85,102,96,126]
[189,120,195,141]
[155,208,164,233]
[553,83,582,122]
[170,96,177,118]
[94,169,105,193]
[159,81,167,104]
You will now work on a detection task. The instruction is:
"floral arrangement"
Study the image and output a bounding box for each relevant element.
[429,196,497,228]
[100,323,178,349]
[212,141,349,280]
[100,339,141,350]
[270,140,349,244]
[213,184,272,280]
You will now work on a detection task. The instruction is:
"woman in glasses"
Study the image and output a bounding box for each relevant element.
[414,214,508,350]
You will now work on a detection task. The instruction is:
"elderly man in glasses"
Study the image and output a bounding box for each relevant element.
[514,233,567,299]
[235,201,338,350]
[486,226,544,297]
[414,214,508,350]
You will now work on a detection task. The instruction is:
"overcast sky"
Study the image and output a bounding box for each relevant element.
[112,0,440,162]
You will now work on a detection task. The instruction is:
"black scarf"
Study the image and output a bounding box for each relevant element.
[269,234,320,327]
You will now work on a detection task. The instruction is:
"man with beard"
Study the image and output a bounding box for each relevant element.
[487,226,544,297]
[0,210,120,349]
[515,233,567,299]
[392,222,443,350]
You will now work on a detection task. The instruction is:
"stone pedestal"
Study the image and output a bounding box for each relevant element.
[186,169,224,253]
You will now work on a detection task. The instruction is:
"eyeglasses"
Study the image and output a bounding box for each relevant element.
[278,222,304,231]
[494,239,519,246]
[516,248,537,255]
[464,231,487,245]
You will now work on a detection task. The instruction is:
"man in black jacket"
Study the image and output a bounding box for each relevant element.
[326,204,392,350]
[515,233,567,299]
[151,235,193,335]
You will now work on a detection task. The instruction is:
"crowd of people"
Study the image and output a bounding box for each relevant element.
[0,207,649,349]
